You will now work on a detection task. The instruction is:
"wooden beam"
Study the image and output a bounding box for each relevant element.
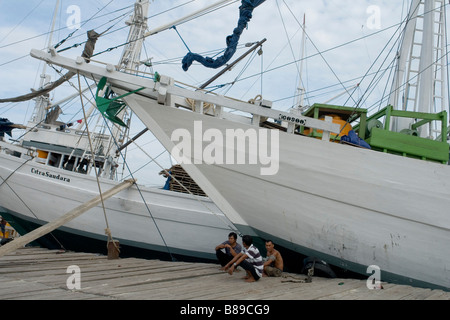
[199,39,267,90]
[30,49,341,134]
[0,179,135,258]
[117,128,148,153]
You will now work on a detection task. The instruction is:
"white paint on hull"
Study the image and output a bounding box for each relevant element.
[0,153,235,259]
[122,94,450,289]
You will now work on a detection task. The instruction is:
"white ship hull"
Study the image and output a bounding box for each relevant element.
[0,151,234,261]
[29,49,450,290]
[123,94,450,290]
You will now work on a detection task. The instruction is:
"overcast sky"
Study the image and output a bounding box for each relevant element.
[0,0,444,185]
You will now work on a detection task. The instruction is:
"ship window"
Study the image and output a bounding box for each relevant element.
[93,160,104,176]
[62,155,77,171]
[10,151,21,158]
[76,158,89,174]
[47,152,62,168]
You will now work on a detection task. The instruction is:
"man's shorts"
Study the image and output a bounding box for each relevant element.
[265,266,282,277]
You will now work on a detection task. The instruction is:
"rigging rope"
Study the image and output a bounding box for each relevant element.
[123,132,240,236]
[54,0,115,50]
[76,72,118,252]
[81,74,238,260]
[171,26,191,53]
[0,71,76,104]
[81,76,241,256]
[81,77,176,261]
[221,18,404,102]
[0,0,45,45]
[0,158,33,189]
[0,172,67,250]
[0,28,104,104]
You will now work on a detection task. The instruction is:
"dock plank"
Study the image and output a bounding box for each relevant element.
[0,247,449,300]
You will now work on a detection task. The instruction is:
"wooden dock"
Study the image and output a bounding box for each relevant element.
[0,247,449,301]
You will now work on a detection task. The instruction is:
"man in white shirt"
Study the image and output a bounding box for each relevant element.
[223,235,264,282]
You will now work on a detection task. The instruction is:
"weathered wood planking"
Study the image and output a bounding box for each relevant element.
[0,247,449,300]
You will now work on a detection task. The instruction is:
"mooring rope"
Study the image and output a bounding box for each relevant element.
[0,173,67,250]
[76,71,118,252]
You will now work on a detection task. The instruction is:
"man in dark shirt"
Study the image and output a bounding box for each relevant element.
[215,232,242,267]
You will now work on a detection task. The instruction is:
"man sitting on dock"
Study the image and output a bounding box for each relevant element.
[0,216,6,240]
[223,235,264,282]
[263,240,283,277]
[215,232,242,267]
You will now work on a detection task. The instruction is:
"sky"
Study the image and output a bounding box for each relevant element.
[0,0,444,185]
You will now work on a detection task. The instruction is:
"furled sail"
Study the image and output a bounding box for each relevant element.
[0,71,75,103]
[181,0,266,71]
[0,118,25,137]
[0,118,15,137]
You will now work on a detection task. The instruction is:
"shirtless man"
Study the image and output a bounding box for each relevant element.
[263,240,283,277]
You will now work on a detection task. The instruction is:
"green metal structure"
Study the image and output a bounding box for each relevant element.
[302,103,449,164]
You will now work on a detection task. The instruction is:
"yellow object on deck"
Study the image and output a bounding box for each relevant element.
[37,150,48,159]
[1,222,18,239]
[304,114,353,140]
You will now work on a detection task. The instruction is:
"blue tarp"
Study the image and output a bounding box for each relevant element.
[181,0,266,71]
[163,171,172,190]
[0,118,14,137]
[341,130,371,149]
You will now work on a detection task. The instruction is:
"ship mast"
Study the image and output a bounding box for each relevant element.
[389,0,449,139]
[30,0,61,125]
[102,0,150,178]
[108,0,149,139]
[118,0,149,74]
[296,14,307,111]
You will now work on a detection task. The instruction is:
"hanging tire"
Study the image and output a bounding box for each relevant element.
[301,257,337,278]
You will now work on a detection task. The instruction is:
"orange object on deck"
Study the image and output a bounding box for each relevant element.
[304,114,352,138]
